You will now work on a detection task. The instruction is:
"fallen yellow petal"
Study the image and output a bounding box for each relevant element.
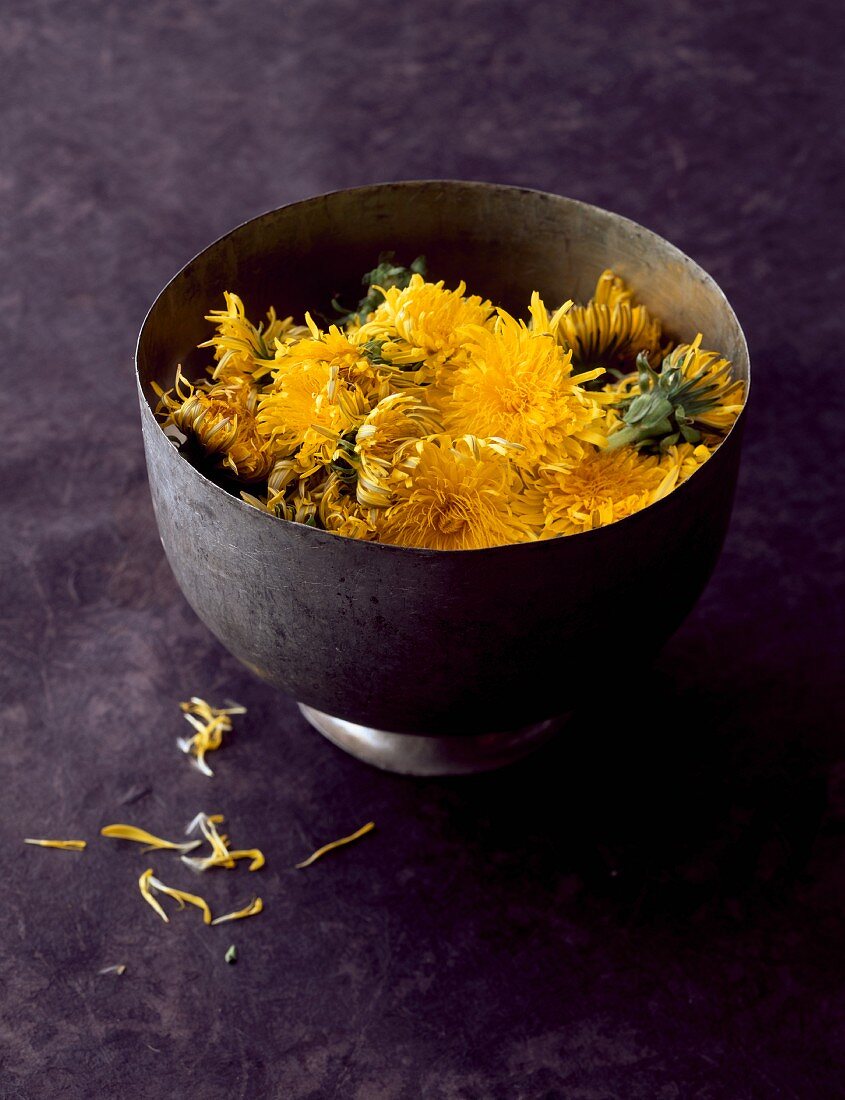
[101,824,202,854]
[23,838,86,850]
[184,847,265,873]
[139,867,213,924]
[295,821,375,869]
[181,814,265,873]
[200,815,231,860]
[149,874,213,924]
[139,867,169,923]
[211,897,263,925]
[184,811,225,834]
[186,812,231,860]
[183,696,246,718]
[227,848,265,872]
[181,852,234,872]
[177,698,245,777]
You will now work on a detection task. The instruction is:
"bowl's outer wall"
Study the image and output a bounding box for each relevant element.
[137,182,749,734]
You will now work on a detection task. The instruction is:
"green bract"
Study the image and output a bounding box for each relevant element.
[337,253,427,326]
[607,348,736,451]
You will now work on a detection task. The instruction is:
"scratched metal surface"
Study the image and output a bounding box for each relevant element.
[2,1,843,1097]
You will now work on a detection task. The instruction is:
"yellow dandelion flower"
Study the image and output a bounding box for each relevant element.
[267,456,302,499]
[661,335,745,431]
[294,418,369,480]
[256,358,334,454]
[318,474,379,541]
[244,454,357,525]
[282,471,332,526]
[442,307,608,468]
[594,269,635,309]
[534,446,679,537]
[553,269,663,373]
[201,291,299,383]
[607,334,744,450]
[154,368,273,483]
[287,315,389,402]
[358,274,493,382]
[324,501,378,542]
[373,435,535,550]
[256,331,371,472]
[247,471,330,528]
[353,392,442,507]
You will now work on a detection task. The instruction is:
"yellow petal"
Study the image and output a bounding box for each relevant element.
[177,698,245,777]
[180,813,265,874]
[181,853,232,872]
[652,465,680,502]
[569,367,606,387]
[211,897,263,925]
[139,868,169,923]
[184,811,225,835]
[549,299,574,329]
[295,821,375,869]
[192,746,215,777]
[146,873,213,924]
[185,812,231,860]
[202,817,231,860]
[226,848,265,872]
[23,838,86,850]
[101,824,202,854]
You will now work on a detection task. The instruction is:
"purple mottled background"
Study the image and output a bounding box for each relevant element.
[2,1,843,1097]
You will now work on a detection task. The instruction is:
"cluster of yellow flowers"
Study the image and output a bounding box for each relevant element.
[154,260,744,550]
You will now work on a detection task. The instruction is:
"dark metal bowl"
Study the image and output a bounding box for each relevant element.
[136,182,749,774]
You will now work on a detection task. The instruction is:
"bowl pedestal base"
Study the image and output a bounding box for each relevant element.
[297,703,563,776]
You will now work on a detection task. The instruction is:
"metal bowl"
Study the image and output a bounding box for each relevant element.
[136,182,749,774]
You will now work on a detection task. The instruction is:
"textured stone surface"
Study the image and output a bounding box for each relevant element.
[1,1,843,1097]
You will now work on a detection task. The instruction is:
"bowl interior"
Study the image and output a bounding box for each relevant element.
[138,181,749,407]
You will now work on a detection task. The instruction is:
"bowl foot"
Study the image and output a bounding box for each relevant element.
[297,704,564,776]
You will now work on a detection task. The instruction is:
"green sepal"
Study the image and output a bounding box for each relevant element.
[361,338,390,365]
[334,254,427,326]
[607,349,732,450]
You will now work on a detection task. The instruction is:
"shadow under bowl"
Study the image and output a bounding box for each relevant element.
[136,181,749,774]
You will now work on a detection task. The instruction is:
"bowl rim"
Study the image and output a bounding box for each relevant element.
[135,179,751,558]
